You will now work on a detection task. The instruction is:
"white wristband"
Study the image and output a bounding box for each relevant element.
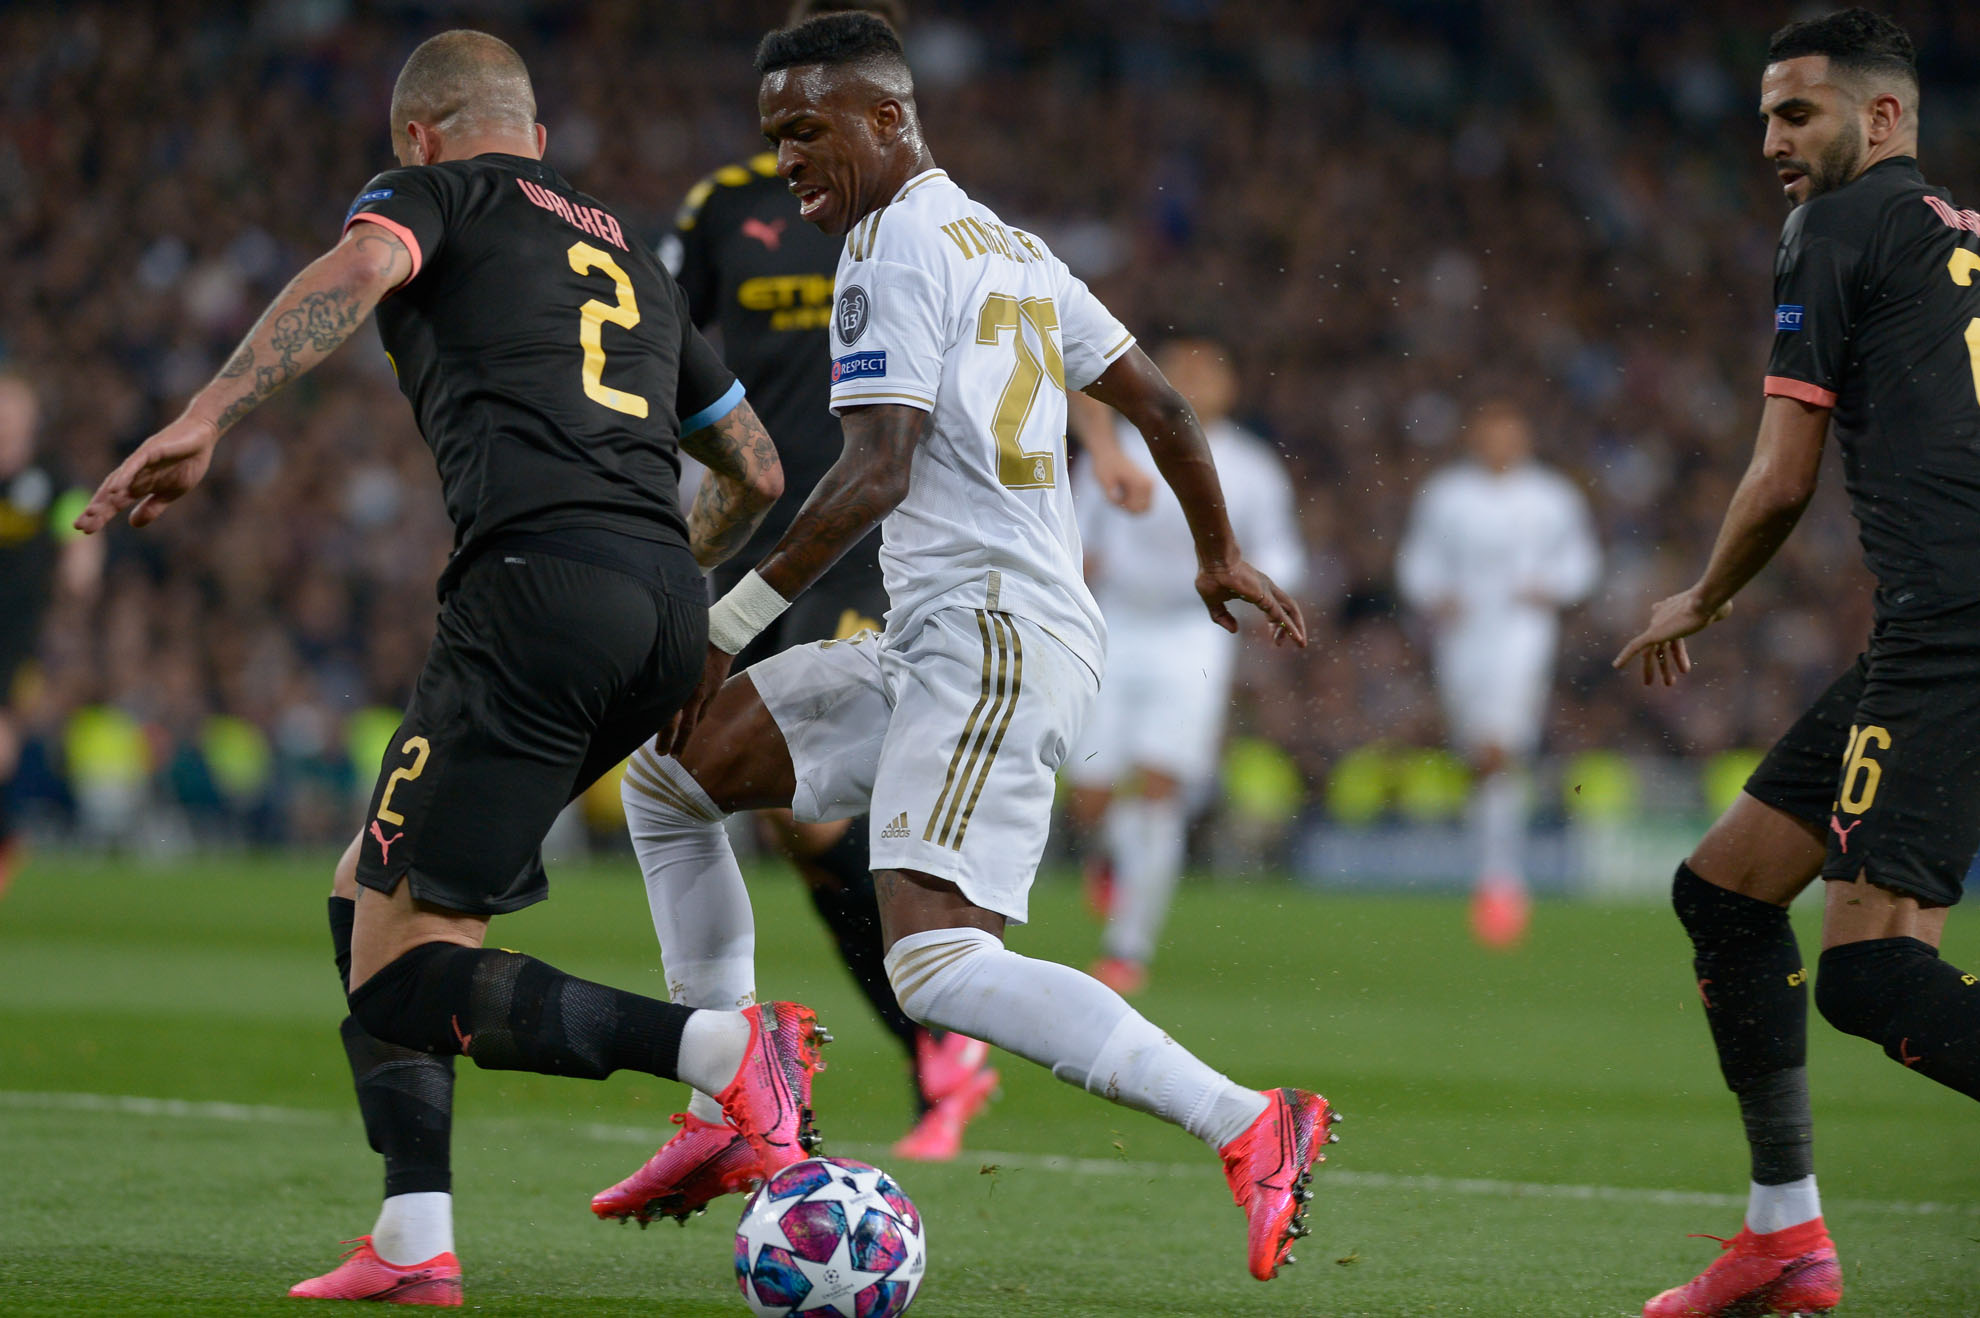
[707,569,791,655]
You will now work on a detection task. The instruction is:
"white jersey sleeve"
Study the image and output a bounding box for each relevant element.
[1226,431,1306,592]
[828,256,949,414]
[1051,258,1135,392]
[1533,473,1601,606]
[1396,473,1459,609]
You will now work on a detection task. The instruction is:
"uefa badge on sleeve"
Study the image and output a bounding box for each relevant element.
[836,285,870,345]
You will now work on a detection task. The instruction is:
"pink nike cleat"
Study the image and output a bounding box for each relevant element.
[591,1111,761,1226]
[1643,1218,1841,1317]
[893,1057,1000,1162]
[913,1029,992,1105]
[714,1001,829,1178]
[1090,956,1148,997]
[1470,873,1531,950]
[288,1237,461,1305]
[1219,1088,1339,1281]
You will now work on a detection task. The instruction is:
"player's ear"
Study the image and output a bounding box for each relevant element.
[872,97,903,145]
[1864,91,1904,147]
[533,123,548,156]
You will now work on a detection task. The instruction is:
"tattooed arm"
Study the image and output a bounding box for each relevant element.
[752,403,925,599]
[75,226,412,532]
[680,400,785,569]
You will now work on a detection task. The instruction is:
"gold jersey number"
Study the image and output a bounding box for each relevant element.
[568,241,649,419]
[1835,723,1891,816]
[1950,248,1980,407]
[977,293,1063,490]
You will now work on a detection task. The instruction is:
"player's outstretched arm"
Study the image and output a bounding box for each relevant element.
[1613,395,1829,685]
[1081,346,1306,647]
[681,400,785,569]
[75,226,412,533]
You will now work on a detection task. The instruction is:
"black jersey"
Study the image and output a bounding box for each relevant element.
[1766,157,1980,621]
[343,154,741,593]
[661,153,864,566]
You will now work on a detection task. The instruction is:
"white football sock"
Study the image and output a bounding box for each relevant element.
[1103,792,1187,966]
[885,927,1267,1148]
[1746,1175,1822,1234]
[675,1009,752,1097]
[370,1191,453,1265]
[1473,769,1529,883]
[622,752,757,1013]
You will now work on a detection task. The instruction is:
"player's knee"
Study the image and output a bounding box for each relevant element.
[882,927,1001,1028]
[331,832,363,900]
[622,753,726,835]
[347,940,475,1054]
[1814,939,1908,1043]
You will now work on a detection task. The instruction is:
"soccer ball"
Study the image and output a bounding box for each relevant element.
[734,1157,926,1317]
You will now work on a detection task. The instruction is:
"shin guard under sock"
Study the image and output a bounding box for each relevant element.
[1817,937,1980,1100]
[329,897,455,1196]
[1672,865,1814,1184]
[348,942,692,1083]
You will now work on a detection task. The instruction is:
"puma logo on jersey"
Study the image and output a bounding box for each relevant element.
[742,216,787,250]
[1828,815,1863,852]
[369,820,404,865]
[879,813,912,840]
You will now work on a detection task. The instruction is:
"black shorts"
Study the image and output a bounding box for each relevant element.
[1743,612,1980,907]
[354,537,706,915]
[715,536,889,671]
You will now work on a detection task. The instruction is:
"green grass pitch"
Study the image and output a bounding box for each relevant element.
[0,851,1974,1315]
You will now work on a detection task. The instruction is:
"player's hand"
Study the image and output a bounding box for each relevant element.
[74,414,219,533]
[1087,444,1155,515]
[1612,588,1732,686]
[663,644,735,757]
[1196,558,1306,647]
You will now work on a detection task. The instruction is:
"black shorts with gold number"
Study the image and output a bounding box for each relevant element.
[355,535,706,915]
[1743,611,1980,908]
[715,533,888,672]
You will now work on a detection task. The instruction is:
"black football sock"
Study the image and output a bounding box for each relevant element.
[1817,937,1980,1100]
[804,823,930,1110]
[1672,864,1814,1185]
[348,942,691,1082]
[330,897,456,1196]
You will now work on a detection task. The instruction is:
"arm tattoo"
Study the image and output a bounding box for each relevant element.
[684,403,781,568]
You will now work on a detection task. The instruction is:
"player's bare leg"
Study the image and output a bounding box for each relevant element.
[1067,783,1118,917]
[873,867,1336,1281]
[1466,742,1531,950]
[1647,792,1839,1317]
[1090,766,1187,996]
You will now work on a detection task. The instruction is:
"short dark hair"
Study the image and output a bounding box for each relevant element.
[785,0,906,31]
[1767,8,1917,91]
[755,12,906,77]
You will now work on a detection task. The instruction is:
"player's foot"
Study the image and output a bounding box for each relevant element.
[1470,873,1530,950]
[288,1237,462,1305]
[892,1057,1000,1162]
[1090,955,1147,997]
[1083,855,1115,918]
[591,1111,761,1226]
[913,1029,992,1105]
[1643,1219,1840,1317]
[714,1001,829,1178]
[1219,1087,1339,1281]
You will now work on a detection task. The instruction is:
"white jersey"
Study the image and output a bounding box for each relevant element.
[828,169,1131,675]
[1395,459,1600,630]
[1075,417,1306,618]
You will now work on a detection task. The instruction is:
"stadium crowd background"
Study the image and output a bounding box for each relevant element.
[4,0,1978,851]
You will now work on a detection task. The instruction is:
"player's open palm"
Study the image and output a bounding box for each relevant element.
[1196,559,1307,647]
[1613,589,1732,686]
[75,415,219,533]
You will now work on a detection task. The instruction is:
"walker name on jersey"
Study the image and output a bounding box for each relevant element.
[832,351,888,383]
[514,178,629,252]
[1776,304,1805,332]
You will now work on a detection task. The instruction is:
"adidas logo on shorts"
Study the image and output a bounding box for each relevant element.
[879,812,911,839]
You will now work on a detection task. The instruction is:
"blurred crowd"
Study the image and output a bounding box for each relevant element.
[3,0,1977,845]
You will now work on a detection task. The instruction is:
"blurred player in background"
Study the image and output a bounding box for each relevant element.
[1396,399,1599,948]
[1617,11,1980,1315]
[76,32,827,1303]
[1064,338,1304,997]
[0,373,102,894]
[613,13,1336,1281]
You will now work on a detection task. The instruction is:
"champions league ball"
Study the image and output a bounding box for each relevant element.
[734,1157,927,1318]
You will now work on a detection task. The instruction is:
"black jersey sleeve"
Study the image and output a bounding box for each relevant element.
[1765,198,1869,408]
[662,176,720,324]
[674,278,744,435]
[342,168,453,283]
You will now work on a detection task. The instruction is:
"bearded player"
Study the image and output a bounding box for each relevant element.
[1616,11,1980,1315]
[600,13,1337,1282]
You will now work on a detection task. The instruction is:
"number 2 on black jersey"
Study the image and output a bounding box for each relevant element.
[1951,248,1980,406]
[568,241,649,419]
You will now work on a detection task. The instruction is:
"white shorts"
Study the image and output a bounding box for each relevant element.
[1065,611,1237,788]
[749,607,1098,924]
[1434,623,1556,757]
